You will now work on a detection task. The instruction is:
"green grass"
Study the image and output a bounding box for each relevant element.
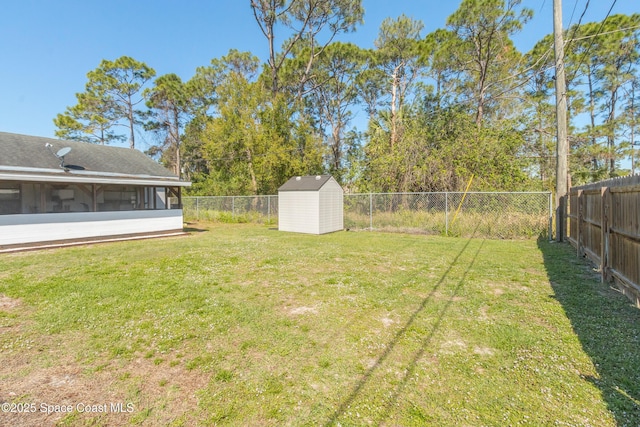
[0,223,639,426]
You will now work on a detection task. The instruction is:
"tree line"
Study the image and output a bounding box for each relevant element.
[53,0,640,195]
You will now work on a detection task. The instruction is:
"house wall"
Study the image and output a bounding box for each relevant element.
[0,210,184,246]
[319,180,344,234]
[278,191,320,234]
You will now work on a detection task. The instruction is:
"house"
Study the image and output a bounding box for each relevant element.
[0,132,191,248]
[278,175,343,235]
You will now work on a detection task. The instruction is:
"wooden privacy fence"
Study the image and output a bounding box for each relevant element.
[567,175,640,307]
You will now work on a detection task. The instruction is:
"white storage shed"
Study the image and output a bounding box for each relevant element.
[278,175,343,235]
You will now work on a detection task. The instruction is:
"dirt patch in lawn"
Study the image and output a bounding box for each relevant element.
[0,295,21,310]
[0,347,211,427]
[289,305,319,315]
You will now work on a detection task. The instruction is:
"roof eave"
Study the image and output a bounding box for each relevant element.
[0,169,191,187]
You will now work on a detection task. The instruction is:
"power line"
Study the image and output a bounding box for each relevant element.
[567,24,640,42]
[508,0,635,95]
[564,0,590,55]
[566,0,580,29]
[567,0,618,82]
[469,0,634,106]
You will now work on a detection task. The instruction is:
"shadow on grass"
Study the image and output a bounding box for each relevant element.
[183,222,209,233]
[538,238,640,426]
[326,233,484,426]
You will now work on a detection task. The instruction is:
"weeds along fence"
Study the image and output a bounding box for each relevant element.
[343,192,551,239]
[183,192,552,240]
[184,195,279,224]
[567,175,640,307]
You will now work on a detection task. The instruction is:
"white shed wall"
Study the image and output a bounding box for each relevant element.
[0,210,184,246]
[318,180,343,234]
[278,191,320,234]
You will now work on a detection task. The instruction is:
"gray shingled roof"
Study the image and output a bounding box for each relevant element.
[278,175,334,191]
[0,132,180,181]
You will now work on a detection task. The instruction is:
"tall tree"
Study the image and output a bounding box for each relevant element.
[199,50,323,195]
[361,96,531,193]
[354,57,387,121]
[590,14,640,175]
[145,73,191,177]
[446,0,532,127]
[298,42,367,180]
[564,14,640,179]
[178,54,242,186]
[250,0,363,97]
[374,14,424,148]
[522,34,556,189]
[621,78,640,174]
[53,89,123,145]
[85,56,156,149]
[420,28,460,107]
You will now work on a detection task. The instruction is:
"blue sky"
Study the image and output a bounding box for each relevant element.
[0,0,637,150]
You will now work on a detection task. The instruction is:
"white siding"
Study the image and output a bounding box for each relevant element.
[278,176,343,235]
[278,191,320,234]
[318,179,343,234]
[0,210,184,246]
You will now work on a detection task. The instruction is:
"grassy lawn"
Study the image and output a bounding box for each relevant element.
[1,223,639,426]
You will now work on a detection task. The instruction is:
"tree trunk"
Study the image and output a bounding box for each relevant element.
[128,94,135,149]
[173,111,181,178]
[331,122,341,173]
[475,99,484,128]
[587,69,596,146]
[390,67,399,149]
[246,148,258,195]
[269,31,278,96]
[608,89,617,175]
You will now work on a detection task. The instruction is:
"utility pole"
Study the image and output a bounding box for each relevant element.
[631,82,636,175]
[553,0,568,242]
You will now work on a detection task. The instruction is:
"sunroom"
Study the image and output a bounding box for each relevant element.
[0,132,191,247]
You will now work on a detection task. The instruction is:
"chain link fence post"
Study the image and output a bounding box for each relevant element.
[548,192,553,241]
[445,192,449,236]
[369,193,373,231]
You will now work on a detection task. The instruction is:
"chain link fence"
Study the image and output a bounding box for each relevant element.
[183,195,278,224]
[183,192,552,239]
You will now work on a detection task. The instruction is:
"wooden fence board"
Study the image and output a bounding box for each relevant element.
[568,175,640,307]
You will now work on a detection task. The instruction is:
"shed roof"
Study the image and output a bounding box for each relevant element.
[0,132,189,186]
[278,175,336,192]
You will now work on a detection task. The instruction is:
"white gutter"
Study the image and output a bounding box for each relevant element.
[0,170,191,187]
